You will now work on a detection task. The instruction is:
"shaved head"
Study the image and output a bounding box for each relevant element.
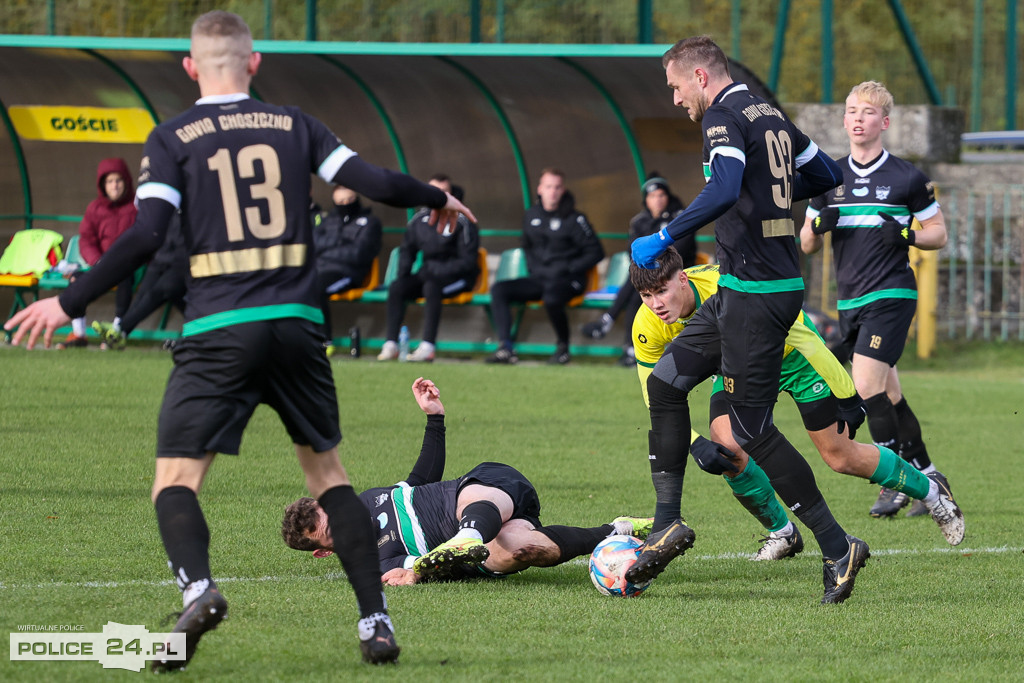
[189,10,252,78]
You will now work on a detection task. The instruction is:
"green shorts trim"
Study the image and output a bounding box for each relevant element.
[183,303,324,336]
[711,350,831,404]
[837,288,917,311]
[719,273,805,294]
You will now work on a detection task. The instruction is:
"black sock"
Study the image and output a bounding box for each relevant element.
[893,397,932,470]
[745,427,847,559]
[864,392,899,451]
[458,501,503,543]
[652,471,685,531]
[537,524,613,563]
[647,376,691,531]
[154,486,213,591]
[318,486,385,618]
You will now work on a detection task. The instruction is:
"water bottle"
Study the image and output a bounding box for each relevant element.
[398,325,410,361]
[349,326,361,358]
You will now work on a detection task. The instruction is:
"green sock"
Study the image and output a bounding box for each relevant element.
[868,445,930,499]
[725,460,790,533]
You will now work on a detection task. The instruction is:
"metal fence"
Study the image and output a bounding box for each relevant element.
[804,184,1024,345]
[942,185,1024,341]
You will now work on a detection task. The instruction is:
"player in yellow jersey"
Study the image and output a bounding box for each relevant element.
[630,247,964,557]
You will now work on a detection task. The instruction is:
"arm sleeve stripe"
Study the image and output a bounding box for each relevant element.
[708,145,745,167]
[136,182,181,209]
[317,145,357,182]
[795,141,820,167]
[913,201,940,221]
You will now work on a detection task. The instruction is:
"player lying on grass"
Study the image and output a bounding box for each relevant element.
[282,378,652,583]
[630,247,964,552]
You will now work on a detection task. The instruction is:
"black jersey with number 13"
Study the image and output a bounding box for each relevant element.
[137,95,352,335]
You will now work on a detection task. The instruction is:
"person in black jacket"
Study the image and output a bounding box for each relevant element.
[313,184,382,352]
[581,174,695,366]
[377,175,480,363]
[486,168,604,365]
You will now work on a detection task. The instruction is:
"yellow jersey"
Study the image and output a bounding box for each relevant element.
[632,263,854,407]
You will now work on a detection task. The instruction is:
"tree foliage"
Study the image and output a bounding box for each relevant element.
[0,0,1018,129]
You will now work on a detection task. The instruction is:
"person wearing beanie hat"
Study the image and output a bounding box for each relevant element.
[581,173,695,366]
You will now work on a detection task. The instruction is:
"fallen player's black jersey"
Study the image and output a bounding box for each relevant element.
[359,479,460,574]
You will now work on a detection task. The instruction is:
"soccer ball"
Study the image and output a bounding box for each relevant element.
[589,535,651,597]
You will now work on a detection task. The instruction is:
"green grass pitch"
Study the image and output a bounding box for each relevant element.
[1,344,1022,681]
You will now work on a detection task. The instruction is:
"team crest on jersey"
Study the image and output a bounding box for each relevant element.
[875,186,891,200]
[833,185,845,199]
[373,492,390,508]
[377,512,389,529]
[531,218,542,226]
[357,217,368,226]
[549,218,561,231]
[852,187,869,197]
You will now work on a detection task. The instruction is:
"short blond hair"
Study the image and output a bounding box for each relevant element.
[848,81,894,117]
[190,10,252,73]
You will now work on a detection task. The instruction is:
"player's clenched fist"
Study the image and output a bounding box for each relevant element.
[811,206,840,235]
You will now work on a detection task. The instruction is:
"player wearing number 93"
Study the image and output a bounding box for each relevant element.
[5,9,475,671]
[626,36,873,605]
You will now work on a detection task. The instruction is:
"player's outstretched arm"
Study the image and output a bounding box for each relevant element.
[332,156,477,233]
[430,193,477,236]
[4,296,71,349]
[412,377,444,415]
[382,568,420,586]
[4,199,173,349]
[404,378,447,487]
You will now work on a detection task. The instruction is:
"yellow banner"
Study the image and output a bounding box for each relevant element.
[8,105,155,143]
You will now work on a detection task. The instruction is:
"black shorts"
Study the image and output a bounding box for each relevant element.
[675,288,802,407]
[708,390,837,435]
[157,318,341,458]
[839,297,916,366]
[458,462,542,527]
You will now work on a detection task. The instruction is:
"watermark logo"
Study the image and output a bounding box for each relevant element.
[10,622,185,672]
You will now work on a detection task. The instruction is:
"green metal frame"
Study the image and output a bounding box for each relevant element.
[886,0,942,105]
[0,92,33,228]
[318,54,413,220]
[82,49,161,125]
[436,56,532,210]
[559,57,647,188]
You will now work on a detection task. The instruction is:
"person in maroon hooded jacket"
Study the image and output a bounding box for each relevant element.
[58,157,138,349]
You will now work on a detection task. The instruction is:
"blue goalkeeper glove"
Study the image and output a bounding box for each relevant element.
[836,393,867,440]
[631,228,672,269]
[879,211,916,248]
[690,436,739,475]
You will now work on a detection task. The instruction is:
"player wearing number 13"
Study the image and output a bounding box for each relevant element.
[4,9,476,671]
[627,37,871,604]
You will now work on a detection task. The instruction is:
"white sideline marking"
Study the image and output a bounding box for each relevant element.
[0,546,1018,591]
